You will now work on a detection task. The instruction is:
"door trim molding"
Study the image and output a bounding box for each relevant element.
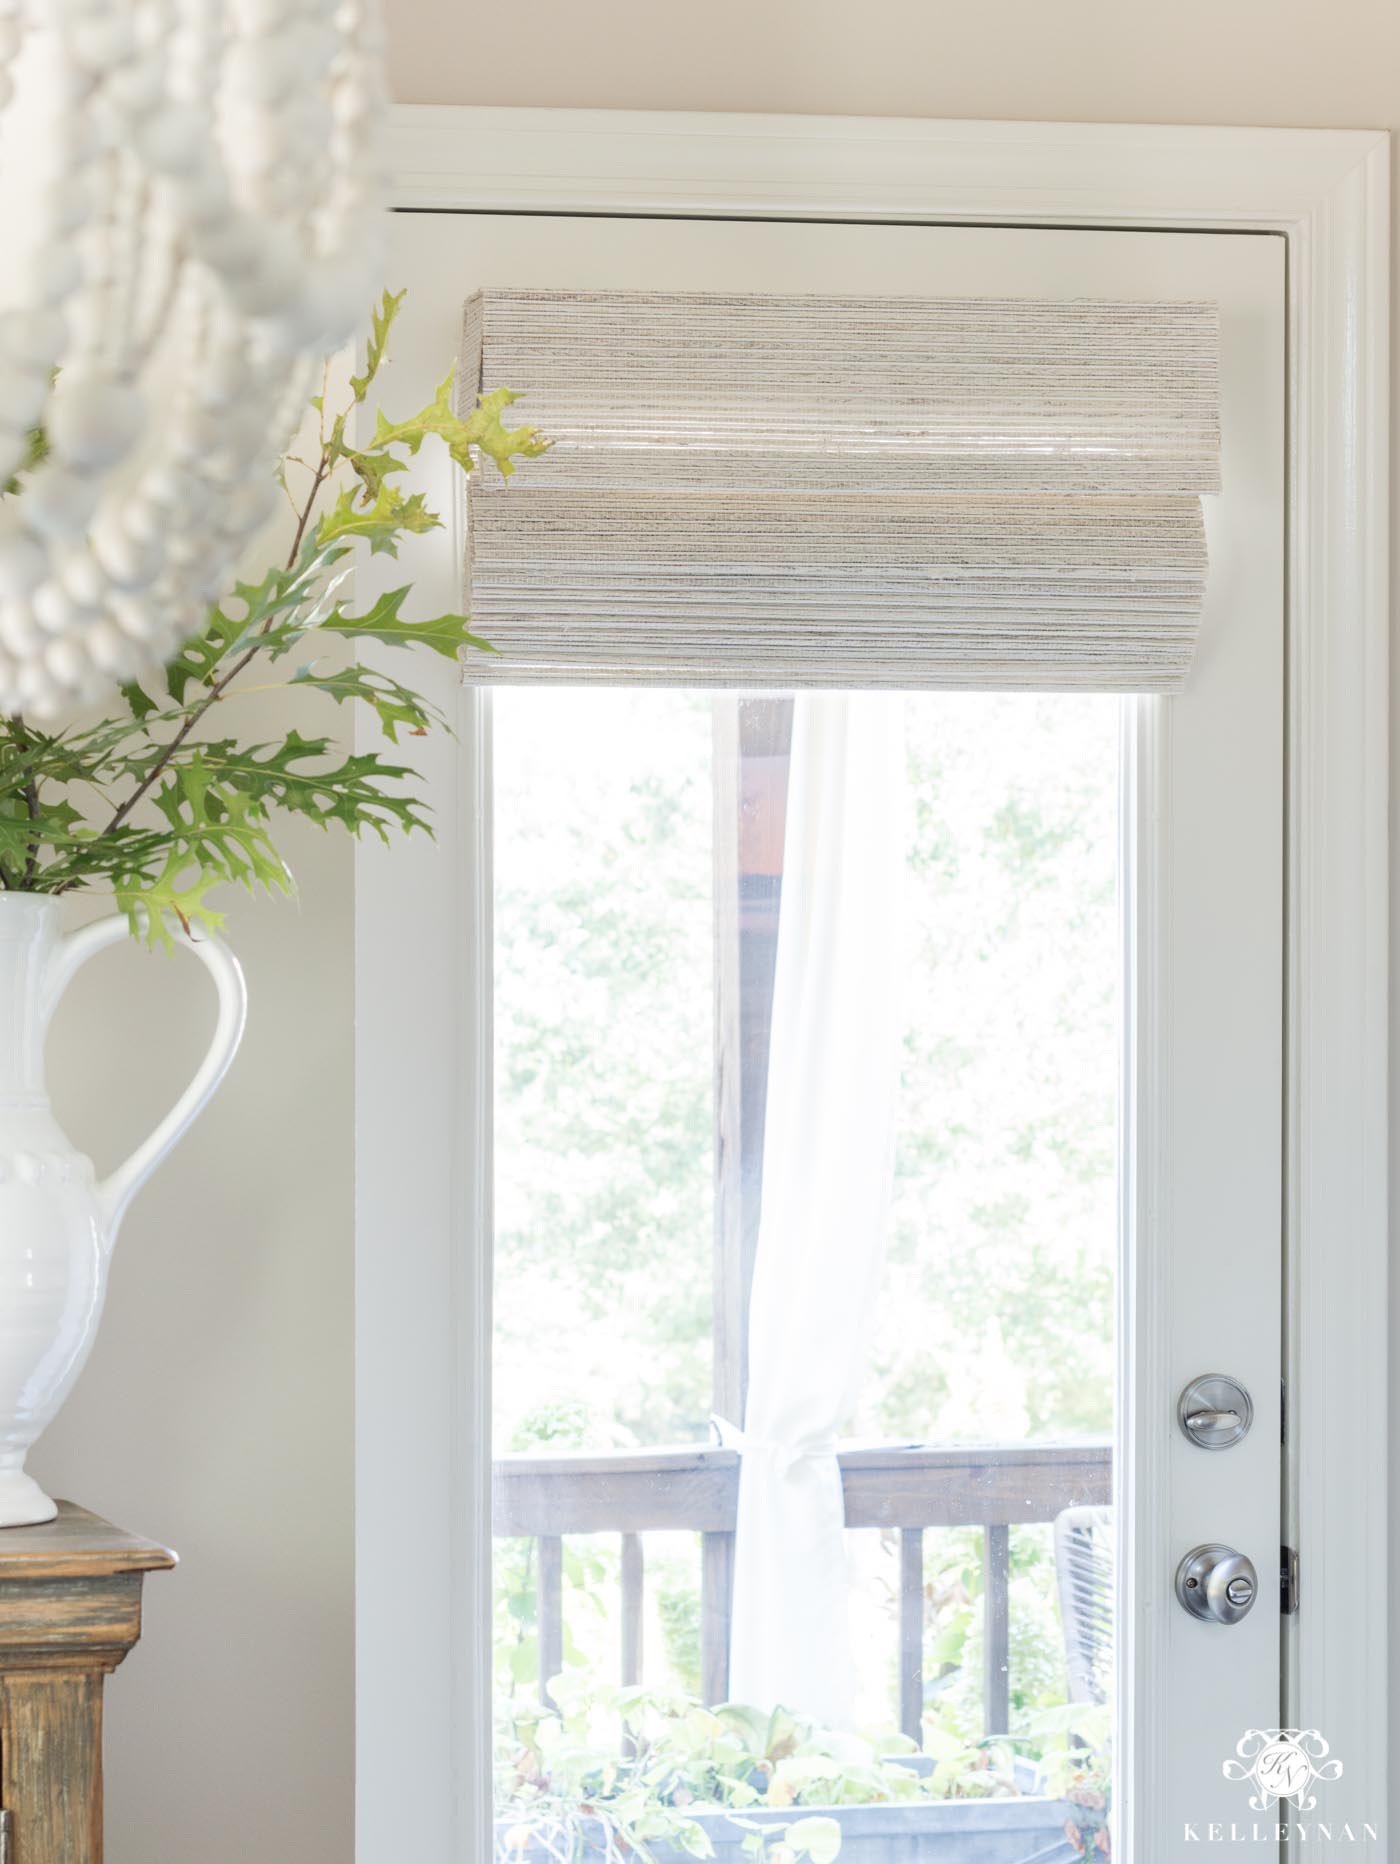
[358,105,1390,1858]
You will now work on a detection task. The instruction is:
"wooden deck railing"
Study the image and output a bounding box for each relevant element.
[493,1439,1111,1744]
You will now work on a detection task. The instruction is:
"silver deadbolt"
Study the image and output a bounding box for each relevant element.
[1176,1544,1259,1624]
[1178,1373,1253,1450]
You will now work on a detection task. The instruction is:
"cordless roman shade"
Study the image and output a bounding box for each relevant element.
[460,289,1221,691]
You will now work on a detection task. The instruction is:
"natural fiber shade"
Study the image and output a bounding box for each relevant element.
[460,289,1221,692]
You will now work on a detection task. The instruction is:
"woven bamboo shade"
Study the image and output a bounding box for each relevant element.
[460,289,1221,691]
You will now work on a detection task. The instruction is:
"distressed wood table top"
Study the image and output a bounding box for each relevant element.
[0,1503,176,1582]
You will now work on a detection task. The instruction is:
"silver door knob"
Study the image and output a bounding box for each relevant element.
[1176,1544,1259,1623]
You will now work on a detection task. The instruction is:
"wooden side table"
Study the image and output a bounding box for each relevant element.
[0,1502,176,1864]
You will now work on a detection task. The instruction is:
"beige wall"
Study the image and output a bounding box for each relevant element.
[34,812,355,1864]
[387,0,1400,130]
[29,7,1396,1861]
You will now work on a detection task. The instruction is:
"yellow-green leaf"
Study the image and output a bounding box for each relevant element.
[349,288,407,402]
[785,1817,841,1864]
[316,483,439,557]
[369,371,549,480]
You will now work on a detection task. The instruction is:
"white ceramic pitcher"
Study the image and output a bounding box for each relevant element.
[0,894,246,1526]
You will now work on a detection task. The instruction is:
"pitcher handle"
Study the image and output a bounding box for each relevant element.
[46,913,247,1239]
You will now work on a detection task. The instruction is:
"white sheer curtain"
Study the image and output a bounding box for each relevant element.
[727,692,905,1728]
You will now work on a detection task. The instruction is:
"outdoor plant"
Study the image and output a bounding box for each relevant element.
[497,1682,875,1863]
[494,1677,1090,1864]
[1020,1702,1112,1860]
[0,290,545,940]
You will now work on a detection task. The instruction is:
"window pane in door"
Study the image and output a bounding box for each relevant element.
[492,687,1119,1864]
[492,687,715,1459]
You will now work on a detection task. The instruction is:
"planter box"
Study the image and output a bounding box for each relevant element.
[676,1801,1080,1864]
[502,1798,1082,1864]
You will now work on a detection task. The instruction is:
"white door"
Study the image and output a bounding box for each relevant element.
[362,211,1284,1861]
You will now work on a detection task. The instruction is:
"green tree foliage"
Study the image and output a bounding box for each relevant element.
[493,690,715,1455]
[861,692,1118,1452]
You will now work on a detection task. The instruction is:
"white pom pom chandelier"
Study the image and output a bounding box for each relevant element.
[0,0,385,719]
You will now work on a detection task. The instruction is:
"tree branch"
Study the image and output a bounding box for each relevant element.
[20,771,39,888]
[4,718,42,889]
[94,446,334,847]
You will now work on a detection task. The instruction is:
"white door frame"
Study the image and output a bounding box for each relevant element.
[355,107,1389,1861]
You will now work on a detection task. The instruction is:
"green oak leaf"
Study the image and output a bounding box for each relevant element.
[159,734,433,843]
[165,563,306,702]
[320,585,494,661]
[115,858,231,949]
[344,445,410,506]
[290,661,445,742]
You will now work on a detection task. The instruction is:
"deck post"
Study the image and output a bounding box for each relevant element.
[620,1533,644,1687]
[898,1527,924,1745]
[537,1535,563,1707]
[700,1530,735,1705]
[983,1523,1011,1736]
